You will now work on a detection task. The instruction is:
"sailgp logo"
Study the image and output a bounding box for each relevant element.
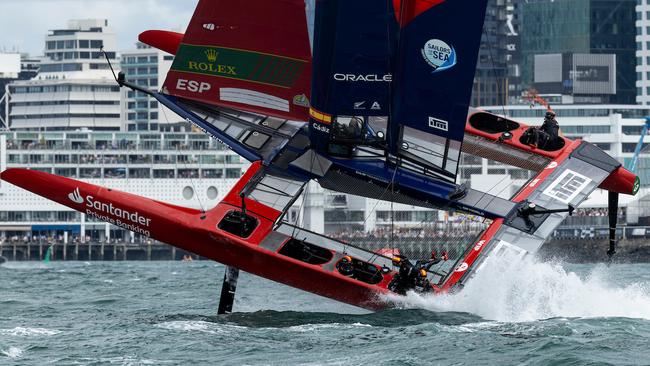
[422,39,457,73]
[68,188,84,204]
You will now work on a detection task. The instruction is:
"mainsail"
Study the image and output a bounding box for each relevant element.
[161,0,313,121]
[309,0,488,183]
[388,0,489,182]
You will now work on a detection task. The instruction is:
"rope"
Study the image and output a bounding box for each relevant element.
[161,106,207,214]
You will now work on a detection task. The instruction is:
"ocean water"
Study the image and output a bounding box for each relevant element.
[2,257,650,365]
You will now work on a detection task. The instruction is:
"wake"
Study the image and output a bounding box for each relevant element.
[394,254,650,322]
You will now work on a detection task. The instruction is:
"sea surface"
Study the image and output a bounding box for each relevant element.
[2,257,650,365]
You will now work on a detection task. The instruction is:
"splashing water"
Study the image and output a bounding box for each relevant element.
[394,253,650,322]
[1,347,24,359]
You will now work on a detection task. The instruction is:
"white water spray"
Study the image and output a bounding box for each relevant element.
[396,253,650,322]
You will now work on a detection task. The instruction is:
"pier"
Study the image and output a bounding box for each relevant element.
[0,240,195,261]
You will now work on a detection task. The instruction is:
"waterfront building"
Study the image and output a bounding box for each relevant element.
[120,43,183,132]
[0,53,40,129]
[0,130,247,249]
[5,19,121,131]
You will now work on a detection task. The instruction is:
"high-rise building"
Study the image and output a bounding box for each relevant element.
[120,43,183,132]
[472,0,509,106]
[520,0,636,104]
[6,19,121,131]
[636,0,650,104]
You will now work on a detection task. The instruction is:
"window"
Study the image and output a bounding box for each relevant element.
[149,78,158,87]
[150,112,158,120]
[150,101,158,108]
[56,40,64,49]
[137,56,148,63]
[65,40,76,48]
[226,168,241,178]
[46,41,56,50]
[90,40,103,48]
[62,63,82,71]
[79,40,89,48]
[80,52,90,59]
[137,67,147,74]
[149,56,157,62]
[163,55,173,60]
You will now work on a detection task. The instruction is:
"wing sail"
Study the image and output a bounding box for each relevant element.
[310,0,396,119]
[162,0,312,121]
[388,0,489,182]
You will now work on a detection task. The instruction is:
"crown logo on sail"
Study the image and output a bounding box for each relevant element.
[204,49,218,63]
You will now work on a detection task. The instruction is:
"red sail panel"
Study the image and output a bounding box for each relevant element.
[162,0,312,121]
[393,0,446,26]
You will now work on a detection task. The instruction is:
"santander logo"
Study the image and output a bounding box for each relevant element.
[68,188,84,204]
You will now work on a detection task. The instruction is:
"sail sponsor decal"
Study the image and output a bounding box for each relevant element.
[68,188,152,237]
[333,73,392,82]
[220,88,289,112]
[293,94,310,107]
[354,101,382,110]
[428,117,448,131]
[542,169,592,204]
[311,123,330,134]
[171,44,307,89]
[421,39,457,73]
[176,79,212,94]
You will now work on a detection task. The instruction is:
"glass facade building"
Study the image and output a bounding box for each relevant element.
[521,0,636,104]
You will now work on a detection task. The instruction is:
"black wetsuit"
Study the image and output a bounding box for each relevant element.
[522,117,560,149]
[540,118,559,145]
[389,258,441,294]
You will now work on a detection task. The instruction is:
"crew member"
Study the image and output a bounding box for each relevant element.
[389,252,449,295]
[337,255,355,277]
[522,110,561,149]
[539,111,560,147]
[388,255,419,295]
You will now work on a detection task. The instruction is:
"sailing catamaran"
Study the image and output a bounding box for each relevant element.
[0,0,639,312]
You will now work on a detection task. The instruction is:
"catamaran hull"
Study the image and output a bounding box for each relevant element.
[0,163,402,310]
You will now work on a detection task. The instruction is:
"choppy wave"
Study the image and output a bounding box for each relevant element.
[155,320,246,335]
[0,327,61,337]
[1,346,24,359]
[394,253,650,322]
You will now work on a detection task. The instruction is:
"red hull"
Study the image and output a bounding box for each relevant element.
[0,163,402,310]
